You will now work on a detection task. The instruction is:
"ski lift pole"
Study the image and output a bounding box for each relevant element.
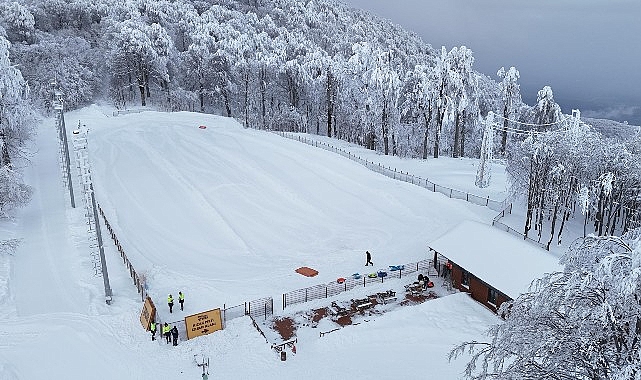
[59,108,76,208]
[90,183,112,304]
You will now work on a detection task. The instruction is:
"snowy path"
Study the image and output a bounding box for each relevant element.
[11,119,88,316]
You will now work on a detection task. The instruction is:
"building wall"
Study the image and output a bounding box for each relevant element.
[450,263,510,315]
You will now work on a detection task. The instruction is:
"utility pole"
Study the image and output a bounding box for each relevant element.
[72,126,113,304]
[51,81,75,208]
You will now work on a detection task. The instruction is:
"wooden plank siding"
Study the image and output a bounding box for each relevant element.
[450,263,511,315]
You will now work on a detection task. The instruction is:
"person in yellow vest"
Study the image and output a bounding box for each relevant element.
[178,291,185,311]
[149,321,156,341]
[168,294,174,313]
[162,322,171,344]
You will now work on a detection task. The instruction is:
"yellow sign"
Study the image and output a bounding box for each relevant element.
[140,296,156,331]
[185,308,223,339]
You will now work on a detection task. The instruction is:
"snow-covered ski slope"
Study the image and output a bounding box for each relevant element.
[1,105,503,379]
[84,106,497,310]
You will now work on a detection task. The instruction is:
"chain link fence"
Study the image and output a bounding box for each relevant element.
[273,132,507,212]
[282,259,435,309]
[491,203,547,250]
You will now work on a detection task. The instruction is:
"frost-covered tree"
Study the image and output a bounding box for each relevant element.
[451,230,641,380]
[402,64,436,159]
[0,35,34,216]
[496,66,521,154]
[448,46,477,158]
[106,17,172,107]
[12,34,102,112]
[432,46,451,158]
[533,85,562,130]
[475,112,494,188]
[0,1,36,43]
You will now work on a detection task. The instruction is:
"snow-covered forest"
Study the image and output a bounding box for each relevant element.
[1,0,639,246]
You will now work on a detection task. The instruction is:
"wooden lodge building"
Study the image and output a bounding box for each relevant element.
[428,221,562,314]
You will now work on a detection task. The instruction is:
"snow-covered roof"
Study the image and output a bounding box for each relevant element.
[428,220,563,299]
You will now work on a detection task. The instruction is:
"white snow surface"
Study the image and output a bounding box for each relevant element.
[429,220,563,299]
[0,105,519,379]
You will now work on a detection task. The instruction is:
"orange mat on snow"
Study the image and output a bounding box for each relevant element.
[295,267,319,277]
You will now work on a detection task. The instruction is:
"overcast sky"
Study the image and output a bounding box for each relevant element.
[339,0,641,125]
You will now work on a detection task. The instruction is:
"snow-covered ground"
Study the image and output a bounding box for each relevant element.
[0,105,538,379]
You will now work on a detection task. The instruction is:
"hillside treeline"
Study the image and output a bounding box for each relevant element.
[0,0,639,242]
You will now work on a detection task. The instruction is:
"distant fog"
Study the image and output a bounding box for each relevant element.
[339,0,641,125]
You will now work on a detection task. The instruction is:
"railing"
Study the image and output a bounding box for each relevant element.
[250,315,269,344]
[97,203,147,301]
[491,203,548,250]
[272,132,507,212]
[282,259,436,309]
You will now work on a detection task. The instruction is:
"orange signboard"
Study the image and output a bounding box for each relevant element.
[185,308,223,339]
[140,296,156,330]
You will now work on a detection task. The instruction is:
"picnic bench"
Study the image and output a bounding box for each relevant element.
[352,298,374,311]
[405,282,424,295]
[329,301,349,316]
[376,290,397,304]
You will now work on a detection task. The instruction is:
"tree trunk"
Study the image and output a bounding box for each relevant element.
[326,68,334,137]
[524,158,536,238]
[243,72,249,127]
[460,110,466,157]
[422,105,432,159]
[434,85,446,159]
[260,68,267,129]
[547,201,559,251]
[501,104,508,154]
[199,84,205,113]
[139,84,146,106]
[0,129,10,167]
[382,102,389,155]
[453,111,461,158]
[222,84,232,117]
[536,172,547,242]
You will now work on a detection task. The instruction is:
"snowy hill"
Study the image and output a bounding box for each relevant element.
[1,106,508,379]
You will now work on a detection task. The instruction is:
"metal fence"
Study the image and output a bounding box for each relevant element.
[282,259,436,309]
[247,297,274,320]
[491,203,548,250]
[97,203,148,301]
[273,132,507,212]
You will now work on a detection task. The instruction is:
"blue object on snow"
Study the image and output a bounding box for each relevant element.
[388,265,404,271]
[377,271,388,278]
[352,273,362,279]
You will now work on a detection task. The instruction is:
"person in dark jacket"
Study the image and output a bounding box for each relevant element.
[365,250,373,266]
[171,326,179,346]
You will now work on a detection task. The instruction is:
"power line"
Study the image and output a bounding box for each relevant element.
[494,112,572,127]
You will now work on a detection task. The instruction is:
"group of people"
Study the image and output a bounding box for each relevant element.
[146,291,186,346]
[417,273,433,289]
[167,291,185,313]
[149,321,180,346]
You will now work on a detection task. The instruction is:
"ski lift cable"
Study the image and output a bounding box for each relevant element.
[493,112,573,127]
[488,122,571,136]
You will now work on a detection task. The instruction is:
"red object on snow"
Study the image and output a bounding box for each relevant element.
[199,125,207,129]
[427,281,434,288]
[337,277,345,284]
